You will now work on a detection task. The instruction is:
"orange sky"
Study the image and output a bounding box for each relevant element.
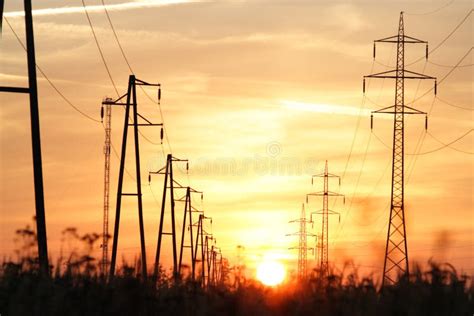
[1,0,472,281]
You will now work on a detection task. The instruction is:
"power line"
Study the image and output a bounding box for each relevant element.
[328,61,375,213]
[4,17,101,123]
[332,50,393,244]
[100,0,134,74]
[339,61,375,181]
[405,59,429,175]
[99,0,173,155]
[405,61,432,184]
[81,0,119,97]
[406,36,471,181]
[79,1,167,152]
[333,132,372,244]
[427,130,473,154]
[436,96,473,111]
[376,59,472,70]
[6,19,141,186]
[8,9,165,158]
[428,60,473,68]
[405,0,455,16]
[372,129,473,155]
[4,16,153,195]
[407,46,472,105]
[423,9,472,56]
[406,9,472,66]
[5,17,151,184]
[376,36,468,73]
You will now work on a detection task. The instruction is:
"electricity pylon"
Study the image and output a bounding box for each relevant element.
[209,246,221,286]
[287,204,314,280]
[307,161,344,277]
[363,12,436,286]
[108,75,163,280]
[149,154,188,280]
[204,234,215,287]
[214,248,223,285]
[177,186,203,281]
[0,0,49,276]
[100,99,112,277]
[194,214,212,287]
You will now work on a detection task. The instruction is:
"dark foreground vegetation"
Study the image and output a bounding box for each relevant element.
[1,222,472,315]
[1,262,473,316]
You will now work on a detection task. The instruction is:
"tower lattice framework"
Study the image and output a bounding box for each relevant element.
[364,12,436,286]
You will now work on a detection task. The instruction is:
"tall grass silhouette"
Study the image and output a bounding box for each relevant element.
[1,219,472,315]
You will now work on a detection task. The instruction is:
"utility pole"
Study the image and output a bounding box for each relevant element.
[108,75,162,281]
[307,161,344,277]
[208,244,214,286]
[0,0,49,276]
[364,12,436,286]
[149,154,188,281]
[177,186,203,281]
[210,246,221,286]
[215,249,223,285]
[193,214,212,287]
[205,234,215,287]
[100,99,112,277]
[287,204,314,280]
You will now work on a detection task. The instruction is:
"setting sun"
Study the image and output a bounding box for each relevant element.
[256,261,286,286]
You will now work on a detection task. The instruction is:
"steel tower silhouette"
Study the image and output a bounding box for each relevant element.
[288,204,314,280]
[364,12,436,286]
[307,161,344,277]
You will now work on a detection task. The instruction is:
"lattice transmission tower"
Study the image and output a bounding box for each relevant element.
[287,204,314,280]
[363,12,436,286]
[100,100,112,277]
[307,161,344,277]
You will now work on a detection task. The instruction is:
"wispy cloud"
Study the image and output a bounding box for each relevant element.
[4,0,196,18]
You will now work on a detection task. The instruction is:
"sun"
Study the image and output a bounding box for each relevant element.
[256,261,286,286]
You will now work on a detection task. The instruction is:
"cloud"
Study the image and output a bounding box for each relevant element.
[4,0,196,18]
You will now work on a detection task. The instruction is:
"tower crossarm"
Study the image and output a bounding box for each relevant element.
[312,173,340,178]
[375,34,427,44]
[306,191,345,199]
[364,69,436,80]
[311,209,340,215]
[175,188,203,201]
[191,206,204,213]
[286,232,316,237]
[372,105,427,115]
[148,156,189,179]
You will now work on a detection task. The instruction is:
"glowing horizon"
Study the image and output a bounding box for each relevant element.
[1,0,472,281]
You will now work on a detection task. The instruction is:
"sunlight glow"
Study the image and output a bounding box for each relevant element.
[281,99,371,116]
[256,261,286,286]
